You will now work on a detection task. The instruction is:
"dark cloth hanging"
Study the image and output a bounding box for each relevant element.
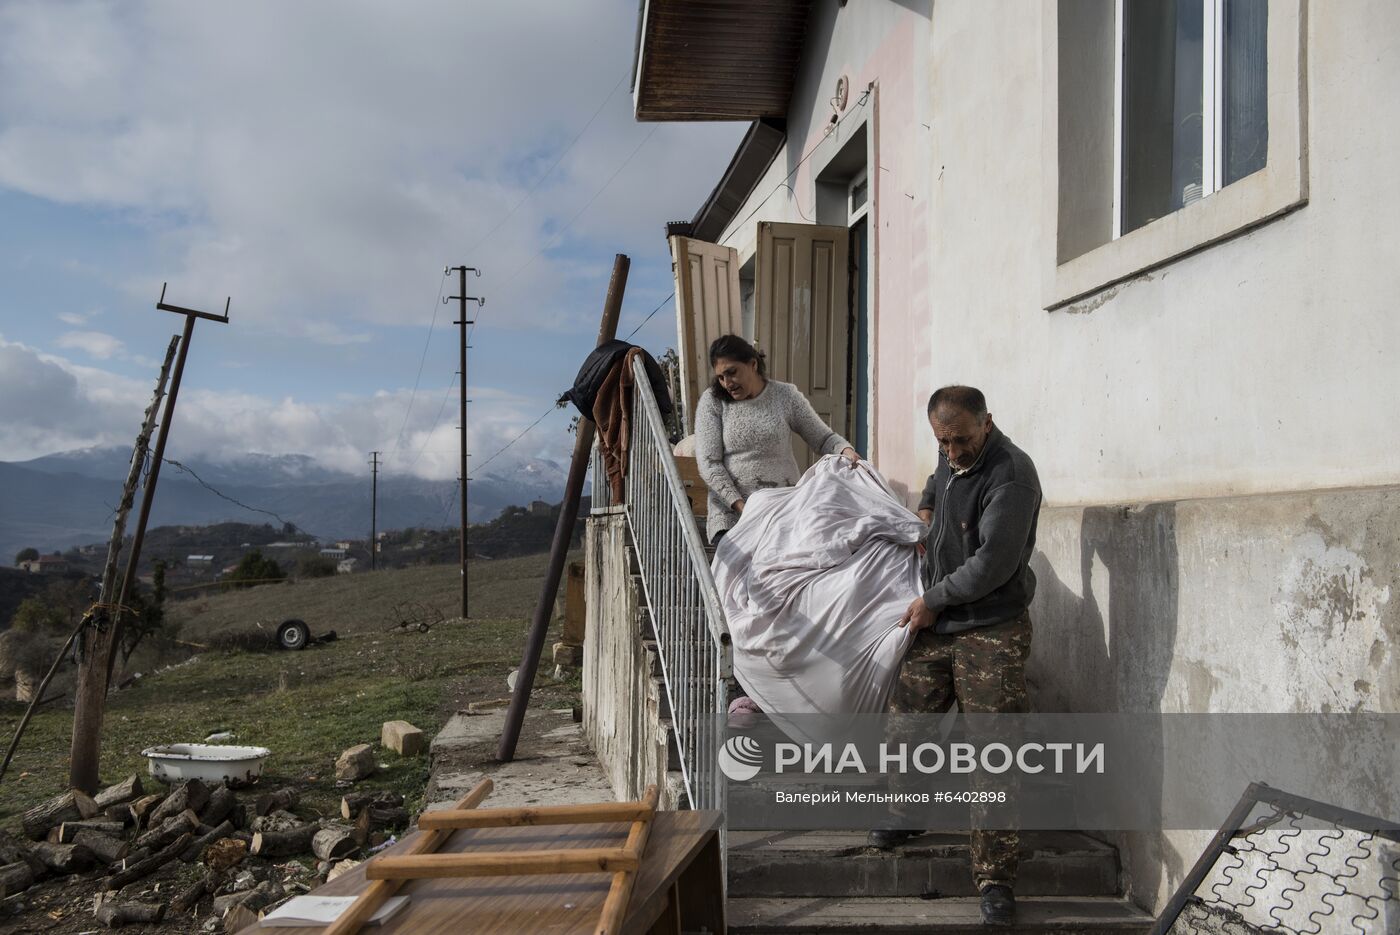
[592,347,653,503]
[560,339,673,419]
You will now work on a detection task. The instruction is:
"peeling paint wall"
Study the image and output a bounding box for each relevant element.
[1031,485,1399,909]
[580,513,679,809]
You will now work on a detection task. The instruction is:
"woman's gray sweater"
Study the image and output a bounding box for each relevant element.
[694,379,852,542]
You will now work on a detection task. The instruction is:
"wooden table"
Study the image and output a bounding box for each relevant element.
[238,810,724,934]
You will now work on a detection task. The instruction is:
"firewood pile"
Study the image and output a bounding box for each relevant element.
[0,774,407,931]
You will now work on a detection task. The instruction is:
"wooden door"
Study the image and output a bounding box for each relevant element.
[669,235,743,434]
[754,222,850,470]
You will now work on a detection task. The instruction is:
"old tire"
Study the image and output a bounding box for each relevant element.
[276,619,310,651]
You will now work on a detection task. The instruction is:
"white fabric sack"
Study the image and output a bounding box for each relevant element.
[711,455,926,716]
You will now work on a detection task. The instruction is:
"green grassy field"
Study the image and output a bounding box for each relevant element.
[0,553,578,832]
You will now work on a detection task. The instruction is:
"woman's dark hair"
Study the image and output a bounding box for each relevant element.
[708,334,766,402]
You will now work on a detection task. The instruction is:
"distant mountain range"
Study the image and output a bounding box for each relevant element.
[0,446,571,560]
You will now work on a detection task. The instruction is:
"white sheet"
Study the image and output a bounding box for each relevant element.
[711,455,926,716]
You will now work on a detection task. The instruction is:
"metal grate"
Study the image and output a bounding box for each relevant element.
[622,355,732,812]
[1156,783,1400,935]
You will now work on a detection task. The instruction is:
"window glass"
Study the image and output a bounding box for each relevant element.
[1223,0,1268,185]
[1122,0,1205,235]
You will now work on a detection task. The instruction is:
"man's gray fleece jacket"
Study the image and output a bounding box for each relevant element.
[917,426,1042,634]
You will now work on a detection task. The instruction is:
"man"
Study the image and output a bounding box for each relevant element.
[869,385,1042,927]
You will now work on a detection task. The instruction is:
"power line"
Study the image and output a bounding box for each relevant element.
[399,369,459,475]
[472,405,560,475]
[389,270,449,457]
[463,73,628,258]
[491,127,658,291]
[162,458,322,541]
[623,291,675,341]
[721,85,873,247]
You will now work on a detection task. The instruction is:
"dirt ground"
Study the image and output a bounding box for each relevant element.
[0,555,582,934]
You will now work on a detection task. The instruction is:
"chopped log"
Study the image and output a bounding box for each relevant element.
[250,823,319,858]
[149,779,209,826]
[351,807,371,848]
[0,840,29,865]
[170,871,212,914]
[128,794,163,827]
[327,857,361,881]
[31,841,96,874]
[180,820,233,863]
[0,861,35,897]
[93,773,143,810]
[115,846,149,872]
[103,803,134,825]
[94,896,166,927]
[222,904,259,932]
[203,837,247,872]
[340,790,403,820]
[253,787,298,817]
[311,826,357,861]
[57,819,126,842]
[106,831,192,889]
[21,790,99,840]
[200,784,236,826]
[362,806,409,832]
[133,810,199,852]
[69,829,128,864]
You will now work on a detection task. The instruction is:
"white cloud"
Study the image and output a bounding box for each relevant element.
[56,330,124,359]
[0,1,745,338]
[0,337,565,480]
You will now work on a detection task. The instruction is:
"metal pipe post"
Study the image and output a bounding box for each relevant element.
[497,254,629,762]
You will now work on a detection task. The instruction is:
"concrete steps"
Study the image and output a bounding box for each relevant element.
[726,830,1154,932]
[727,895,1154,933]
[729,830,1120,899]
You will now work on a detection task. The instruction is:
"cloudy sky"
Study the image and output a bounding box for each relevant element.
[0,0,745,484]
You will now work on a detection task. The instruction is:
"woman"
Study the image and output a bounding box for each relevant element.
[695,334,860,546]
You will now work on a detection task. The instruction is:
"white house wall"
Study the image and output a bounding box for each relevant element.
[708,0,1400,915]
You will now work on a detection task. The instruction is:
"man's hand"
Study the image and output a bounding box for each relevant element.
[899,595,935,633]
[840,446,861,465]
[732,499,746,514]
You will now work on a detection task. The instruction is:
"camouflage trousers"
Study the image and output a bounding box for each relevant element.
[886,612,1032,890]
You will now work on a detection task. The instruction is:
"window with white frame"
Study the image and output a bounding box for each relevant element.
[1115,0,1268,237]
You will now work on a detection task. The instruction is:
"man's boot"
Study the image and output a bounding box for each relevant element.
[979,884,1015,926]
[865,827,920,849]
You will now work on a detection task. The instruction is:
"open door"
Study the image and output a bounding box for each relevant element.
[754,221,850,470]
[669,235,743,434]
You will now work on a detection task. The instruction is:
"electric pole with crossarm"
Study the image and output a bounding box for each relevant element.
[445,266,483,621]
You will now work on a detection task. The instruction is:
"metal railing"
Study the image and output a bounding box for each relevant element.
[623,355,732,811]
[590,439,613,511]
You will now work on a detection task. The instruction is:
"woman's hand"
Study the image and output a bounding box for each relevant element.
[732,499,746,514]
[840,446,861,465]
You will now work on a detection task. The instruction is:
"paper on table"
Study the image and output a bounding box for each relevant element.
[261,895,409,927]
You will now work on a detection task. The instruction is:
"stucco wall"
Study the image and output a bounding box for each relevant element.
[581,512,680,808]
[696,0,1399,915]
[1029,484,1399,908]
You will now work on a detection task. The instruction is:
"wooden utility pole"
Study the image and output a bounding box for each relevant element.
[499,253,628,762]
[0,336,179,784]
[71,285,229,793]
[370,451,380,571]
[446,266,483,621]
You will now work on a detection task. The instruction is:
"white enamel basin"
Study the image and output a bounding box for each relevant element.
[140,743,271,786]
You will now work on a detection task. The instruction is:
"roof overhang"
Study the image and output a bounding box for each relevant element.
[632,0,814,122]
